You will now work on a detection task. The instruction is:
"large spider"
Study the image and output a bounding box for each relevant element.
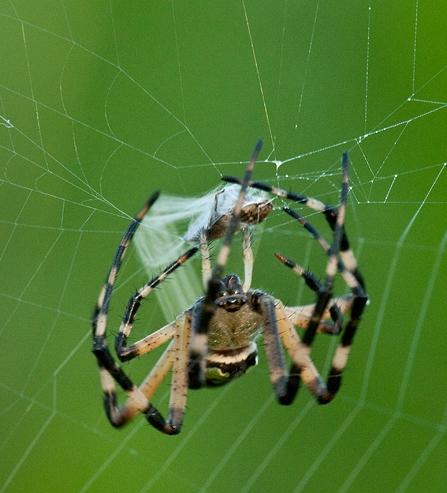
[92,140,368,435]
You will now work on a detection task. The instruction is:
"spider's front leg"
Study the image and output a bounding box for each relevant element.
[275,153,368,403]
[92,191,198,434]
[188,139,263,388]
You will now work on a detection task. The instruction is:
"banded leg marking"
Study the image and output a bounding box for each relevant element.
[115,247,197,361]
[274,253,344,334]
[144,314,192,435]
[199,232,212,290]
[252,292,306,405]
[242,226,254,292]
[92,193,159,427]
[276,154,367,403]
[284,295,354,335]
[116,322,176,362]
[92,192,198,431]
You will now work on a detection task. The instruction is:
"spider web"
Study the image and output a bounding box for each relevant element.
[1,1,446,492]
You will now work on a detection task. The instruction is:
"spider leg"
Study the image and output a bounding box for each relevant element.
[115,322,176,362]
[257,266,352,406]
[249,155,350,404]
[189,139,263,388]
[92,193,159,426]
[114,247,197,361]
[92,193,198,430]
[101,314,192,434]
[249,291,316,404]
[297,152,349,350]
[198,224,253,292]
[221,173,327,213]
[254,292,297,403]
[278,155,368,403]
[106,339,175,427]
[283,206,365,291]
[275,253,344,334]
[284,294,353,335]
[144,313,192,434]
[242,226,254,292]
[274,299,328,404]
[199,232,212,290]
[283,201,368,389]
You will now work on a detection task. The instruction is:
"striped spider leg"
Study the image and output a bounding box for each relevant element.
[223,152,368,404]
[199,226,254,292]
[92,192,198,434]
[279,203,368,403]
[187,142,355,405]
[253,157,350,404]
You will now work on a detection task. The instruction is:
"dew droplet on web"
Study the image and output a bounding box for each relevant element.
[273,160,283,171]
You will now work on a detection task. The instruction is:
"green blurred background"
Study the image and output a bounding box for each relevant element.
[1,1,446,492]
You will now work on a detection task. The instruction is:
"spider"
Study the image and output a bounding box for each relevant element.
[92,140,368,435]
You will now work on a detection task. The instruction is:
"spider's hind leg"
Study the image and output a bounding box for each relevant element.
[92,191,198,433]
[278,154,368,403]
[275,253,345,335]
[92,192,159,427]
[144,313,192,434]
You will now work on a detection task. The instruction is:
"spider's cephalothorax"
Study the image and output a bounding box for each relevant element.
[205,274,259,385]
[214,274,247,312]
[92,140,368,435]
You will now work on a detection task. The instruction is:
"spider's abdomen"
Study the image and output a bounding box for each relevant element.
[205,342,258,386]
[200,305,261,386]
